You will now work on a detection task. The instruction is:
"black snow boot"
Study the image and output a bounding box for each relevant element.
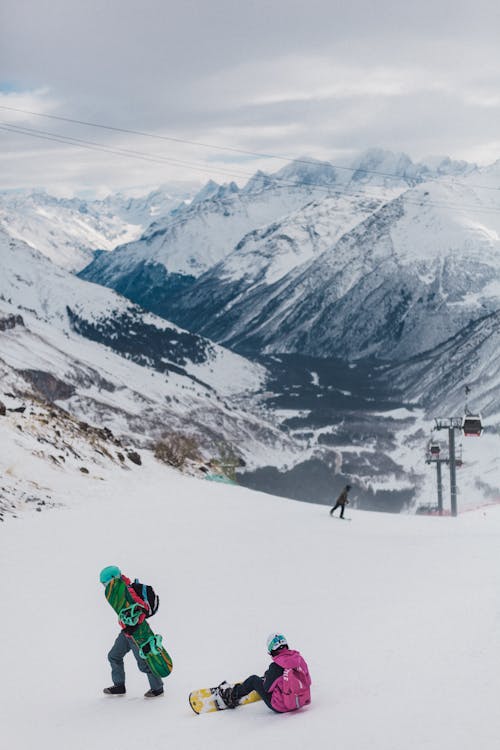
[144,688,164,698]
[218,682,240,709]
[103,685,126,695]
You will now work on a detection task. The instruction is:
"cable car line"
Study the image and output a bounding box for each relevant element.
[3,122,500,218]
[0,103,499,193]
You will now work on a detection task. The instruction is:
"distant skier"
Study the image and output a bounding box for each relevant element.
[218,633,311,712]
[100,565,164,698]
[329,484,351,519]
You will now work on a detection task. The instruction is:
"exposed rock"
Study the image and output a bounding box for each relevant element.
[20,370,76,402]
[0,400,6,416]
[0,314,24,331]
[79,466,89,474]
[97,426,114,441]
[127,451,142,466]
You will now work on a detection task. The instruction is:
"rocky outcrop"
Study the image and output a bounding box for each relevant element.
[19,370,76,402]
[0,314,24,331]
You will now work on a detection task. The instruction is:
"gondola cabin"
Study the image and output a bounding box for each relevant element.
[429,442,441,456]
[462,414,483,436]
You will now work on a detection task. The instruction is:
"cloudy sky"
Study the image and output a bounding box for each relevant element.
[1,0,500,196]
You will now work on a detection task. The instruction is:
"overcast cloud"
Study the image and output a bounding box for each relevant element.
[1,0,499,196]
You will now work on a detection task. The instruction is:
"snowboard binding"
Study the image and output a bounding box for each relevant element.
[139,633,163,659]
[119,603,146,626]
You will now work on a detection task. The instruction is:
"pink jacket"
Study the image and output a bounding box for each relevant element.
[268,649,312,712]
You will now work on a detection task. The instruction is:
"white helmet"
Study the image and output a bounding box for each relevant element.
[267,632,288,654]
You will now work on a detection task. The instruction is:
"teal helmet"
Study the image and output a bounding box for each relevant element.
[267,632,288,654]
[99,565,121,585]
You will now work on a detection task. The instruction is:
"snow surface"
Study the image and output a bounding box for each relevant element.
[0,186,195,271]
[0,227,266,395]
[2,444,500,750]
[0,301,299,472]
[0,230,306,470]
[193,175,500,361]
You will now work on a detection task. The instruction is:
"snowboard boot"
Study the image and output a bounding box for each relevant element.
[103,685,126,696]
[144,688,164,698]
[218,682,240,709]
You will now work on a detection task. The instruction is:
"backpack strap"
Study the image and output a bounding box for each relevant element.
[142,583,150,613]
[133,579,152,615]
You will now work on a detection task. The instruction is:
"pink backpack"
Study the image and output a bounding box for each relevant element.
[280,667,311,711]
[281,665,312,710]
[270,649,312,712]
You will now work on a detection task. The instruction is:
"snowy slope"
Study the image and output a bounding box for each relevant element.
[78,148,475,288]
[386,309,500,415]
[0,185,194,271]
[1,434,500,750]
[0,227,263,389]
[169,179,500,360]
[78,158,350,299]
[214,191,390,287]
[0,229,301,467]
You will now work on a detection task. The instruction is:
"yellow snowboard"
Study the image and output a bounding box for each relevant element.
[189,683,261,714]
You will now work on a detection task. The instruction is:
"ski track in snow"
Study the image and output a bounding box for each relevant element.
[1,449,500,750]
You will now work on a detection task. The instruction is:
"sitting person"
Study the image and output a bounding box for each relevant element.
[218,632,311,712]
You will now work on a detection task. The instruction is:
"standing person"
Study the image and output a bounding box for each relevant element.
[100,565,164,698]
[218,633,311,712]
[329,484,351,518]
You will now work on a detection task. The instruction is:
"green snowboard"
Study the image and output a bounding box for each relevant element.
[105,576,172,678]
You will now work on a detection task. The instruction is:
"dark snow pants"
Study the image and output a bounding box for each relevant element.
[233,675,280,712]
[108,631,163,691]
[330,502,345,518]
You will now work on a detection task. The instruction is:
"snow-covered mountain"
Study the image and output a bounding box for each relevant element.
[3,228,448,511]
[78,157,358,299]
[77,149,486,360]
[0,228,298,467]
[161,178,500,361]
[3,149,497,513]
[0,184,195,271]
[81,148,452,316]
[386,308,500,416]
[339,148,476,187]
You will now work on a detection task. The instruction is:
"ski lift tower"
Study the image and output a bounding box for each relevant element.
[425,441,446,515]
[434,417,463,516]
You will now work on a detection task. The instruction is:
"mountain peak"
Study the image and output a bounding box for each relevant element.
[191,180,222,204]
[349,148,416,182]
[274,157,339,187]
[242,170,275,194]
[419,155,477,177]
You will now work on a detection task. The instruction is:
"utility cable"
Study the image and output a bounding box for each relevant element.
[1,103,499,192]
[2,121,500,218]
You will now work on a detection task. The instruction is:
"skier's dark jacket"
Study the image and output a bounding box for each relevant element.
[263,660,284,692]
[334,487,350,506]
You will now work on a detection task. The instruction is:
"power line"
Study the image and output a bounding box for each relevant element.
[2,120,500,217]
[0,122,257,181]
[0,103,339,169]
[1,103,499,192]
[0,120,403,202]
